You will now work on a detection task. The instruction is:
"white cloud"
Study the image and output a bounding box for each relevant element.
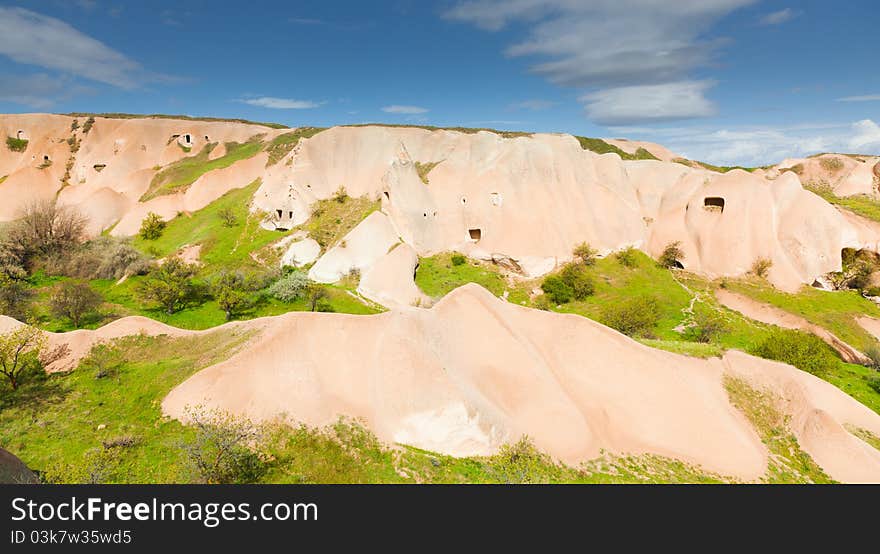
[759,8,799,25]
[582,81,716,125]
[0,7,143,88]
[446,0,754,125]
[837,94,880,103]
[610,120,880,167]
[509,99,556,111]
[240,96,323,109]
[382,105,429,114]
[0,73,91,108]
[850,120,880,152]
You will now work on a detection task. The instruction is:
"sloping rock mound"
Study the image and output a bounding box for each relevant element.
[162,284,880,482]
[0,447,38,484]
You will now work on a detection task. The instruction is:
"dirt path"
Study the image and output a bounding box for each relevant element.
[715,289,870,365]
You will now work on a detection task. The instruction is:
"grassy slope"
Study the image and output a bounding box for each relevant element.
[805,183,880,223]
[302,195,382,249]
[64,112,287,129]
[141,137,265,201]
[264,127,325,166]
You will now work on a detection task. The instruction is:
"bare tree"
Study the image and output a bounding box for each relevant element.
[3,200,87,269]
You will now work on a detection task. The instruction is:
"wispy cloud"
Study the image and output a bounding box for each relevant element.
[0,7,147,88]
[509,99,556,111]
[0,73,92,108]
[837,94,880,103]
[382,105,429,114]
[609,120,880,166]
[289,17,323,25]
[759,8,800,25]
[240,96,324,109]
[446,0,755,125]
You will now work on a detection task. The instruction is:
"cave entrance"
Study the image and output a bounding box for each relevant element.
[468,228,482,241]
[703,197,725,213]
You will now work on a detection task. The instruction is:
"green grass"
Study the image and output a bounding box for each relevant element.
[0,331,730,484]
[264,127,325,166]
[722,277,880,353]
[414,161,440,184]
[415,252,509,299]
[638,339,724,358]
[846,425,880,451]
[6,136,28,152]
[0,331,254,483]
[140,136,265,201]
[133,180,281,271]
[724,376,834,483]
[302,195,381,249]
[64,112,288,129]
[574,137,659,161]
[805,183,880,223]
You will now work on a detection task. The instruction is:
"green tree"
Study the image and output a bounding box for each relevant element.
[600,295,661,337]
[211,271,250,321]
[139,212,166,240]
[572,242,598,266]
[0,324,47,390]
[540,275,574,304]
[659,241,684,269]
[138,257,196,315]
[50,280,102,327]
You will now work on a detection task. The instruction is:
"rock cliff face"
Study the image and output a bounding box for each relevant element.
[2,113,879,291]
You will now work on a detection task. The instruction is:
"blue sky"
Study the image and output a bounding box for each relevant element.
[0,0,878,165]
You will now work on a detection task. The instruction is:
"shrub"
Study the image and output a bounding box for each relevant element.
[451,254,466,266]
[6,136,28,152]
[218,207,238,227]
[559,262,595,300]
[95,239,150,279]
[211,271,251,321]
[50,280,102,327]
[616,247,638,268]
[0,275,35,321]
[572,242,598,266]
[2,200,87,269]
[868,375,880,394]
[600,295,661,337]
[137,257,197,314]
[540,275,573,304]
[686,310,727,344]
[751,257,773,278]
[333,186,349,204]
[659,241,684,269]
[751,330,840,377]
[533,294,553,311]
[0,324,48,390]
[180,408,266,484]
[865,346,880,369]
[268,270,310,302]
[139,212,166,240]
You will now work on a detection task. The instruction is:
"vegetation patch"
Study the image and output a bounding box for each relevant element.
[302,194,380,249]
[140,136,265,201]
[264,127,325,166]
[6,136,28,152]
[804,183,880,223]
[415,252,508,299]
[723,376,834,483]
[414,161,441,184]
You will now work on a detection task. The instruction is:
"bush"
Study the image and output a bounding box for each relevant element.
[572,242,598,266]
[218,207,238,227]
[2,200,87,270]
[751,257,773,278]
[540,275,573,304]
[658,241,684,269]
[6,136,28,152]
[180,408,266,484]
[616,247,638,268]
[751,330,840,377]
[868,375,880,394]
[211,271,251,321]
[50,280,102,328]
[600,295,661,337]
[533,294,553,311]
[332,186,348,204]
[865,346,880,369]
[268,270,310,302]
[137,257,197,314]
[0,275,34,321]
[95,239,150,279]
[685,310,727,344]
[139,212,166,240]
[559,262,595,300]
[451,254,466,266]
